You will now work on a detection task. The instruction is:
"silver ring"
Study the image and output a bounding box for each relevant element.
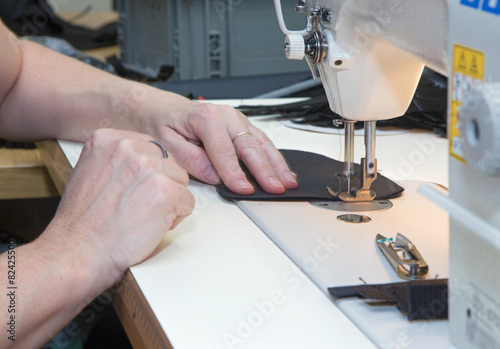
[231,131,253,143]
[149,140,168,159]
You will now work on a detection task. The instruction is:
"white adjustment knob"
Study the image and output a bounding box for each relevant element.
[460,83,500,176]
[284,34,305,60]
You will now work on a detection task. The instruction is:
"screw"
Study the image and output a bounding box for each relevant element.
[335,60,343,66]
[332,119,343,127]
[320,9,332,22]
[295,3,306,13]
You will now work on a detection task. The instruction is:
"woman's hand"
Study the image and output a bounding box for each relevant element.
[46,129,195,282]
[143,100,298,195]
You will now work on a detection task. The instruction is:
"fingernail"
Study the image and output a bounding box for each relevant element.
[204,165,221,185]
[268,176,285,189]
[284,171,298,184]
[237,180,254,190]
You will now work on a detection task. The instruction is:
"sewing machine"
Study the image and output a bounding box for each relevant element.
[270,1,500,348]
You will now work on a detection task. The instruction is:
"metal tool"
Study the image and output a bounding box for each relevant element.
[376,233,428,281]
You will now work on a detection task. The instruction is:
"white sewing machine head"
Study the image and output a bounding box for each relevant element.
[274,0,452,122]
[273,0,449,202]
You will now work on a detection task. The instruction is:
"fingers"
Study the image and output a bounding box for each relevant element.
[156,126,222,186]
[145,102,297,195]
[187,105,297,195]
[132,171,195,231]
[230,126,298,194]
[91,128,189,186]
[246,125,298,189]
[153,102,254,193]
[199,127,256,195]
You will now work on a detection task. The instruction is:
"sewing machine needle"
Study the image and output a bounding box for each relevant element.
[343,120,355,193]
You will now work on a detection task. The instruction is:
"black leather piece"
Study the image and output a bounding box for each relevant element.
[217,149,404,201]
[328,279,449,321]
[239,68,447,137]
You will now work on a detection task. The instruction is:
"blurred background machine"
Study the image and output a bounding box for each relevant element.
[273,0,500,348]
[115,0,317,98]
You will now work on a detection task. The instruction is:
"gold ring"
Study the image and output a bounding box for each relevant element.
[231,131,253,143]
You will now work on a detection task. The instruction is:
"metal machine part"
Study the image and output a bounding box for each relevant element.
[283,31,328,64]
[325,120,378,202]
[460,83,500,175]
[305,31,328,64]
[337,214,371,223]
[310,199,392,212]
[376,233,429,281]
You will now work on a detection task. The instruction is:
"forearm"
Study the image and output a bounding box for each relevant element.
[0,225,119,348]
[0,24,297,195]
[0,40,190,142]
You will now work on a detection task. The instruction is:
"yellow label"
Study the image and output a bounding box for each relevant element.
[450,45,485,161]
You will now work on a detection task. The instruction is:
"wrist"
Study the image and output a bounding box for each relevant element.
[35,220,124,294]
[9,228,123,347]
[134,87,196,137]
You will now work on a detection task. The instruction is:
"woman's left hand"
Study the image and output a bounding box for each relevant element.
[143,100,298,195]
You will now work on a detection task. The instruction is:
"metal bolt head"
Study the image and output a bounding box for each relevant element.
[332,119,343,127]
[320,9,332,22]
[295,5,306,13]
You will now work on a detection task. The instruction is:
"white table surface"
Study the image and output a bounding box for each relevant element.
[58,99,452,348]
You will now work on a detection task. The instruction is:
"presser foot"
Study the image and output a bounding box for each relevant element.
[322,170,388,212]
[336,188,376,202]
[328,171,377,202]
[324,186,389,212]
